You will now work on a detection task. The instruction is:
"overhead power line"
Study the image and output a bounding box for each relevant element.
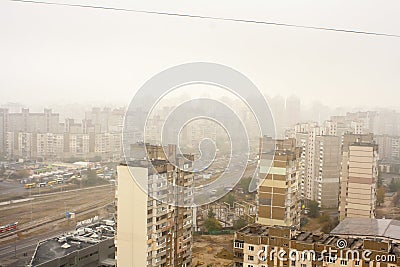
[7,0,400,38]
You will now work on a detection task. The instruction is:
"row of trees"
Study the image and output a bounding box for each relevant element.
[9,169,30,179]
[305,200,339,232]
[0,164,6,177]
[203,208,221,232]
[389,178,400,193]
[390,178,400,207]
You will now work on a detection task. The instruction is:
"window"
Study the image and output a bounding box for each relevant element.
[248,255,254,261]
[291,261,296,266]
[340,260,348,266]
[355,260,360,266]
[234,252,244,258]
[248,245,254,251]
[234,241,244,249]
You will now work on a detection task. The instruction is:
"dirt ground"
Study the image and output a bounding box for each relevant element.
[192,234,234,267]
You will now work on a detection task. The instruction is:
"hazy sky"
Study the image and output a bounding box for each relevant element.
[1,0,399,109]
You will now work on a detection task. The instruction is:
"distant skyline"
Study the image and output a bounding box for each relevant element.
[1,0,400,108]
[1,95,396,123]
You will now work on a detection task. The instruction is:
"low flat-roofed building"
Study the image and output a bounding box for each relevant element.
[29,221,115,267]
[331,218,400,241]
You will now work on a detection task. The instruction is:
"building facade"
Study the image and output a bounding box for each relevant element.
[116,143,193,267]
[339,134,377,221]
[257,137,301,228]
[314,135,341,209]
[233,220,400,267]
[0,108,124,161]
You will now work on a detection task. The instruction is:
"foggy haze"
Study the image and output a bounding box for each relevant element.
[1,0,400,110]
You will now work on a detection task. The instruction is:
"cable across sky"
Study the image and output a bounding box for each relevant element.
[7,0,400,38]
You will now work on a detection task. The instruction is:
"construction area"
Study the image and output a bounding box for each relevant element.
[192,234,234,267]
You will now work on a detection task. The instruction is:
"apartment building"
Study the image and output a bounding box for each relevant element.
[391,138,400,160]
[63,133,90,159]
[6,108,61,133]
[324,120,338,136]
[4,131,14,158]
[5,132,35,160]
[291,122,328,202]
[339,134,377,221]
[295,130,315,201]
[314,135,341,208]
[330,111,377,136]
[85,107,125,133]
[296,133,307,200]
[371,110,400,136]
[0,108,60,155]
[257,137,301,228]
[116,143,193,267]
[374,135,393,160]
[0,107,125,160]
[0,108,8,155]
[288,120,373,210]
[233,218,400,267]
[3,131,123,161]
[94,132,112,158]
[35,132,64,159]
[373,134,400,162]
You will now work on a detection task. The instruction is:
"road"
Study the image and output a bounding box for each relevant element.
[194,162,257,205]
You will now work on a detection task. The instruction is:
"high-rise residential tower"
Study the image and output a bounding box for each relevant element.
[116,143,193,267]
[257,137,301,228]
[313,135,341,208]
[339,134,378,220]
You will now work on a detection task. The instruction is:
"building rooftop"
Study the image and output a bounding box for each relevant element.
[30,220,115,266]
[237,224,270,236]
[331,218,400,241]
[236,220,400,249]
